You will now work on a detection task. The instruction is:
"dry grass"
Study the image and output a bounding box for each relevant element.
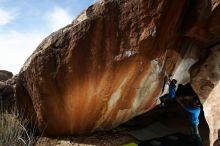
[0,108,35,146]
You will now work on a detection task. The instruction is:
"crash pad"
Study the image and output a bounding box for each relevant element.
[128,122,177,141]
[123,143,138,146]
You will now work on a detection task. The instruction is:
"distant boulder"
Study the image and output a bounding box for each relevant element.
[6,75,17,87]
[0,70,13,82]
[0,71,16,112]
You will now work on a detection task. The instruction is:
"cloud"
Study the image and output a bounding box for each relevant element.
[0,8,18,26]
[0,7,73,74]
[0,2,95,74]
[0,30,47,74]
[46,7,73,31]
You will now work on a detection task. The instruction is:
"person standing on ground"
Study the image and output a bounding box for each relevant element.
[178,97,203,146]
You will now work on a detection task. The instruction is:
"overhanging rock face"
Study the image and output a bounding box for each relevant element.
[16,0,219,137]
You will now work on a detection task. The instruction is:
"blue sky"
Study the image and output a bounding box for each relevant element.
[0,0,95,74]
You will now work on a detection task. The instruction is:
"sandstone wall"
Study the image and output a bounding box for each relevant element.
[16,0,220,140]
[190,4,220,145]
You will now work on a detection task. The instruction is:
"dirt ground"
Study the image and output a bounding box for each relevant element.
[35,127,136,146]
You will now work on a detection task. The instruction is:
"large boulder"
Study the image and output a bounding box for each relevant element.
[204,82,220,146]
[191,45,220,146]
[16,0,215,136]
[190,4,220,145]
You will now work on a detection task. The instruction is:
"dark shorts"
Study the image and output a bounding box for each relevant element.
[191,124,203,146]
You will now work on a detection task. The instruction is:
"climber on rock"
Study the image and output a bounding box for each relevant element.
[159,76,177,106]
[178,97,203,146]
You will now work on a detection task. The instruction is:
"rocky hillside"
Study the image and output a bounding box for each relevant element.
[16,0,220,145]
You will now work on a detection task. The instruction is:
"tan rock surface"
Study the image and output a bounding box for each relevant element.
[191,45,220,146]
[204,83,220,146]
[190,4,220,145]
